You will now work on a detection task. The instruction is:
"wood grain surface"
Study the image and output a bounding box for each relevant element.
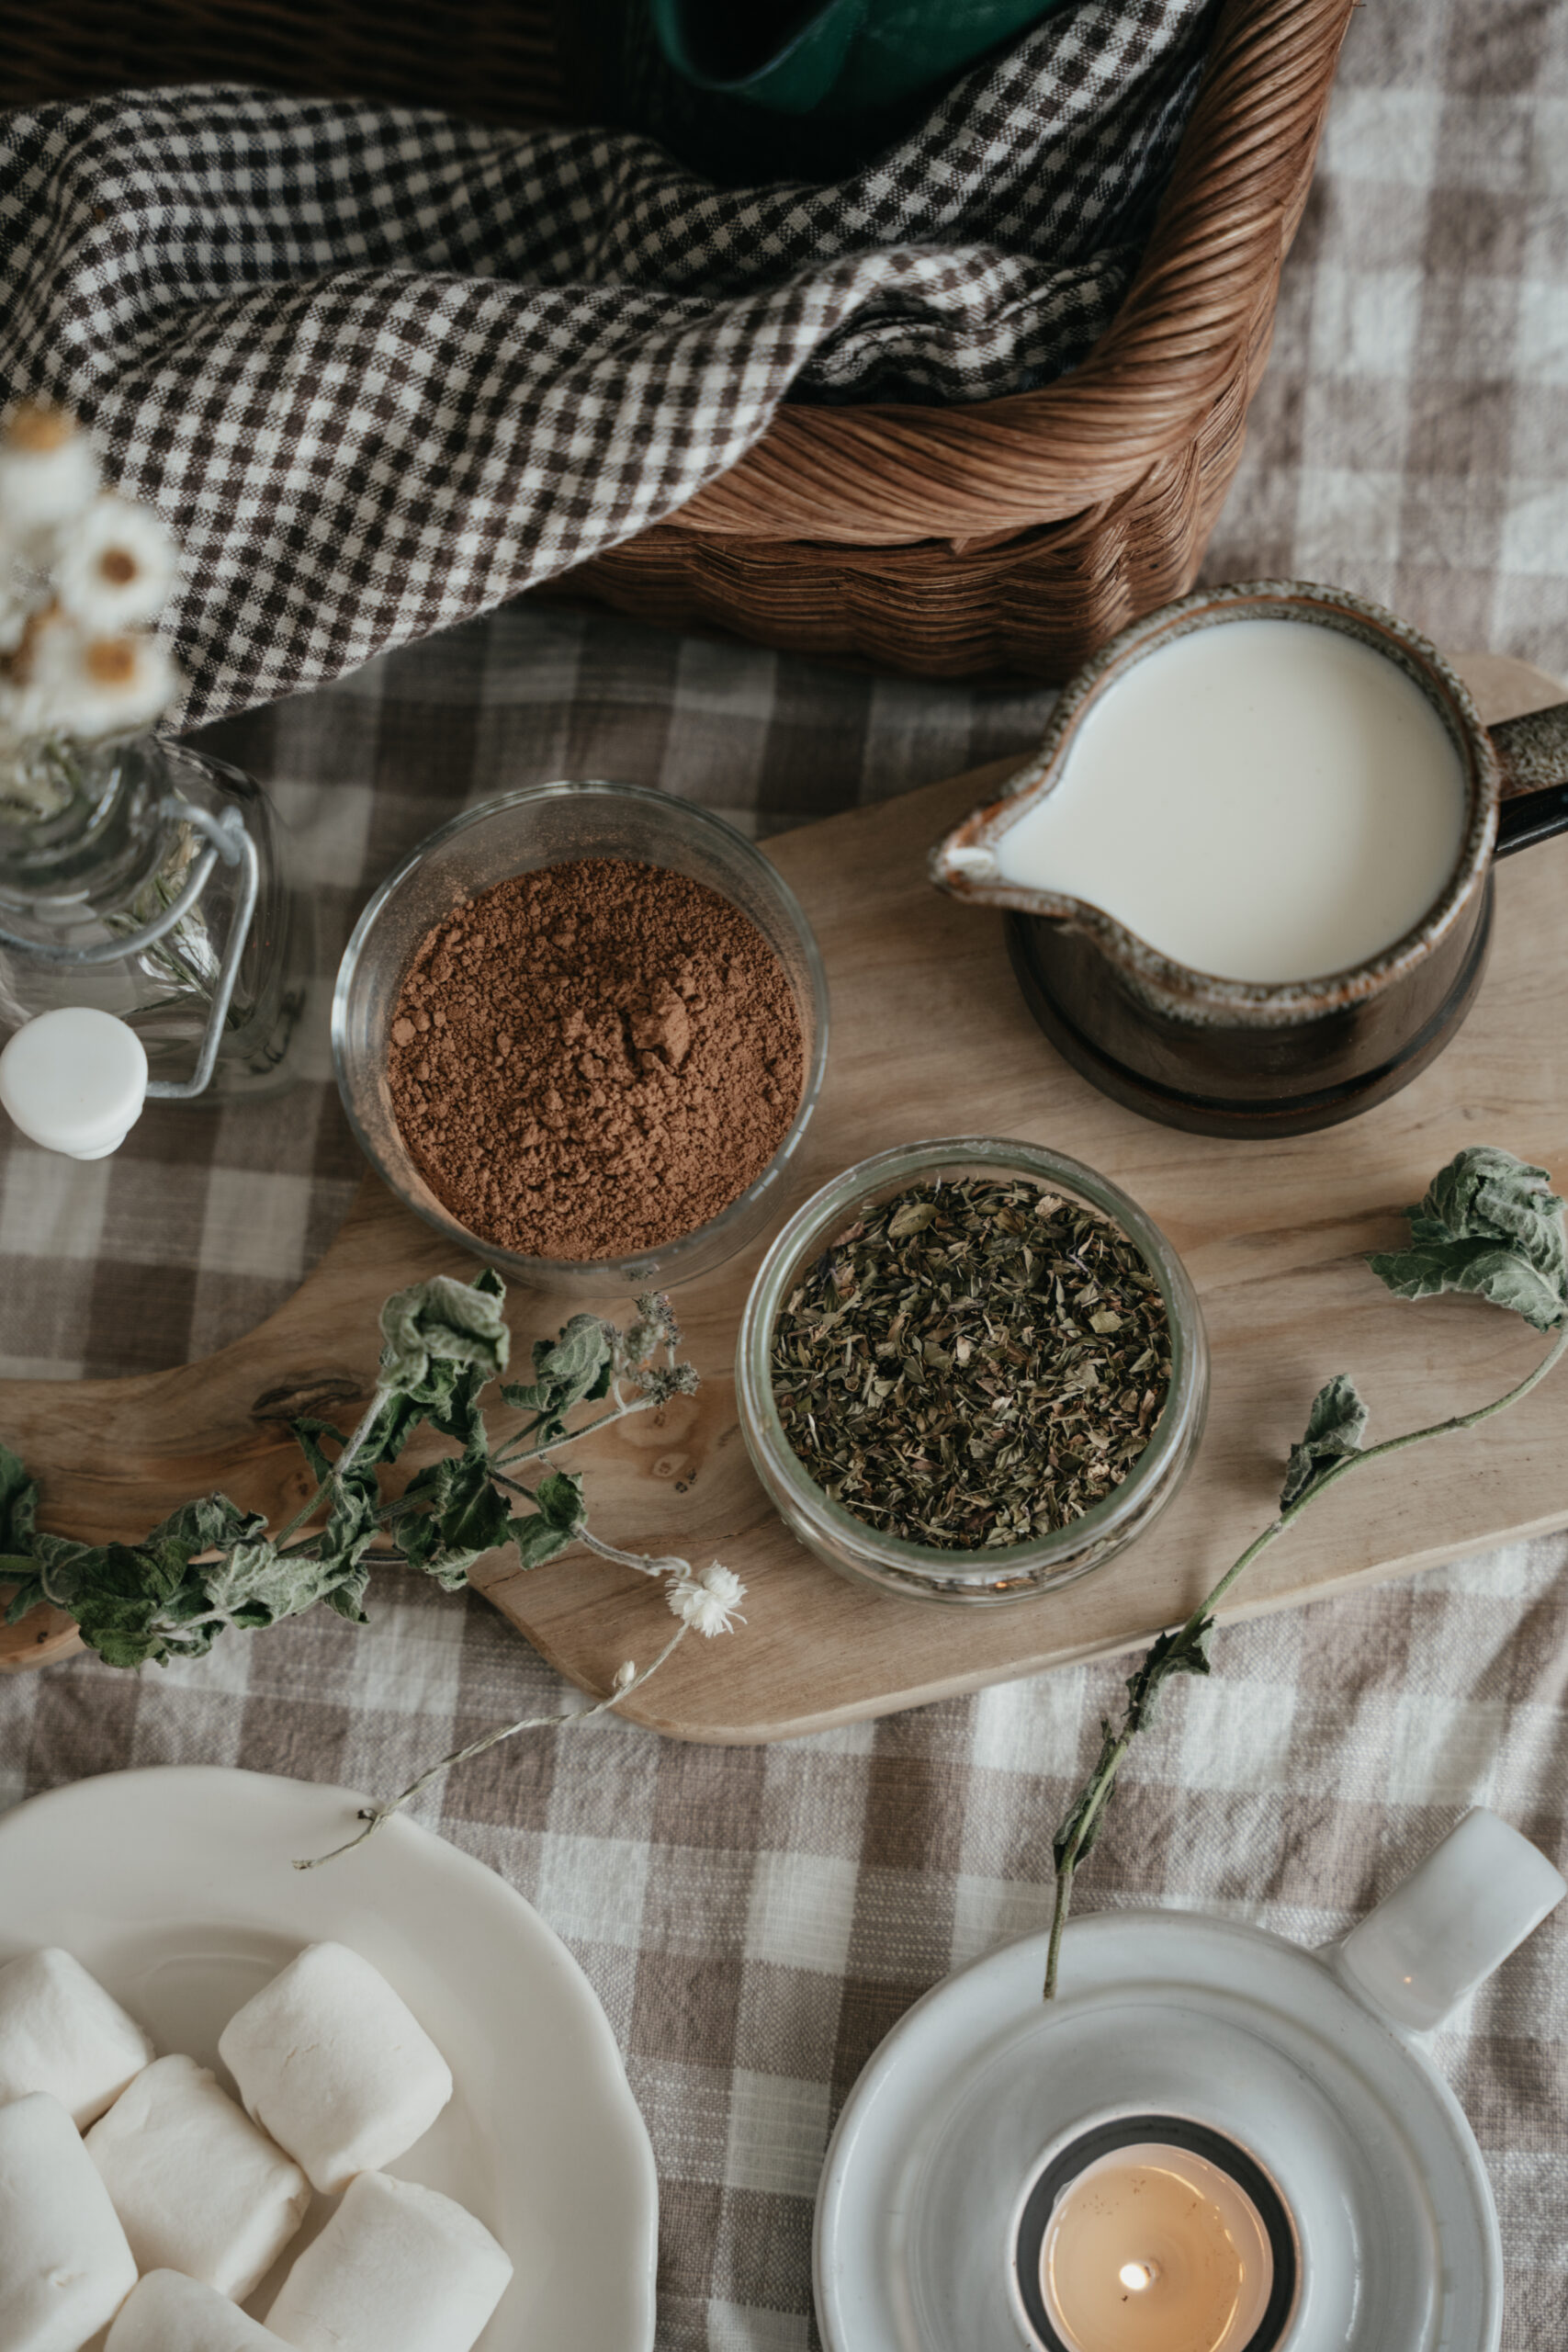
[4,653,1565,1742]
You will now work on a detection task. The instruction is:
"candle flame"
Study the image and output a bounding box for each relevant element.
[1118,2260,1158,2292]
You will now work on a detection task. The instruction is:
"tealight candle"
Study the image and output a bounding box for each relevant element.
[1040,2143,1274,2352]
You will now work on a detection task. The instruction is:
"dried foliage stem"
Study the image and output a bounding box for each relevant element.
[0,1278,746,1862]
[1043,1146,1568,2002]
[1043,1321,1568,1999]
[294,1627,689,1871]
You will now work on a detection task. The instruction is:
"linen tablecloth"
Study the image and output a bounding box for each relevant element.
[3,2,1566,2344]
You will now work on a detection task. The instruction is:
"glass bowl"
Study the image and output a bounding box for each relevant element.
[333,782,829,1292]
[735,1138,1208,1603]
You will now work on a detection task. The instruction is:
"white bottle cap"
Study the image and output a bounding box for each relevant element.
[0,1006,149,1159]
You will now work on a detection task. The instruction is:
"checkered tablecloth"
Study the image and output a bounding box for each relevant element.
[3,2,1566,2344]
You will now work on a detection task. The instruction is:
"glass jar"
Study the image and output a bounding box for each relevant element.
[333,780,830,1293]
[735,1137,1209,1603]
[0,731,303,1098]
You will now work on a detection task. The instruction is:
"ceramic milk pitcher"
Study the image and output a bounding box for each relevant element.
[931,582,1568,1138]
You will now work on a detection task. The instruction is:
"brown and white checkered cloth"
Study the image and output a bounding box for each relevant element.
[0,0,1209,730]
[2,1,1567,2345]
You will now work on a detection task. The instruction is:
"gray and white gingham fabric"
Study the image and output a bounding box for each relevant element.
[0,0,1209,730]
[2,1,1567,2345]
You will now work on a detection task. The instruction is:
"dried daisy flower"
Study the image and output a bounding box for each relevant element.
[0,404,100,549]
[0,408,183,795]
[52,494,178,634]
[11,607,180,743]
[667,1559,748,1637]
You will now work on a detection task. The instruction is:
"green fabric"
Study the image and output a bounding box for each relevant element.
[649,0,1077,117]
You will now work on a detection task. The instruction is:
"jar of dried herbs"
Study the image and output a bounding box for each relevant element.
[736,1139,1209,1602]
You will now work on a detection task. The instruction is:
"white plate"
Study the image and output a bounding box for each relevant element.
[816,1908,1501,2352]
[0,1766,658,2351]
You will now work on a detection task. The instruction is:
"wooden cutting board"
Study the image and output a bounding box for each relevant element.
[5,653,1566,1743]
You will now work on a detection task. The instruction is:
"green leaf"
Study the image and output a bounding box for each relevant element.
[368,1390,426,1465]
[314,1492,383,1579]
[1368,1242,1565,1332]
[435,1456,514,1556]
[322,1562,372,1623]
[74,1540,204,1624]
[200,1540,351,1630]
[534,1469,586,1532]
[378,1275,511,1404]
[1280,1374,1370,1510]
[536,1315,613,1396]
[1126,1618,1213,1727]
[3,1575,46,1624]
[502,1472,586,1574]
[501,1315,614,1442]
[509,1514,577,1571]
[1053,1617,1214,1871]
[144,1494,264,1559]
[1369,1146,1567,1331]
[87,1626,178,1669]
[290,1419,385,1542]
[27,1532,113,1611]
[397,1455,513,1589]
[422,1363,489,1450]
[0,1442,38,1553]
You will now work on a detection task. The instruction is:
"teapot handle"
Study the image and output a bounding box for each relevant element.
[1328,1807,1564,2033]
[1491,701,1568,857]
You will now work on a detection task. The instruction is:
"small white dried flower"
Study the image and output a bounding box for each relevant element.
[0,568,45,657]
[52,494,178,632]
[18,608,180,741]
[0,405,100,550]
[634,1361,700,1406]
[666,1558,747,1637]
[614,1660,637,1691]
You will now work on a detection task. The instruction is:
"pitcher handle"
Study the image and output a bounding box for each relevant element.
[1327,1807,1565,2032]
[1491,701,1568,857]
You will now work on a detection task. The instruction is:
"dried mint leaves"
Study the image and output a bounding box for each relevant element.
[770,1177,1171,1551]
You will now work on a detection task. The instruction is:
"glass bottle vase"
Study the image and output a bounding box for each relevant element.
[0,731,304,1099]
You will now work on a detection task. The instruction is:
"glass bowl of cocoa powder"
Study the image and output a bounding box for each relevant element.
[333,781,829,1290]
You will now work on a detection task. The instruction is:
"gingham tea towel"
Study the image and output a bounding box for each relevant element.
[0,0,1211,729]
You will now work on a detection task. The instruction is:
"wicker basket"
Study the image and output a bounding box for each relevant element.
[5,0,1353,680]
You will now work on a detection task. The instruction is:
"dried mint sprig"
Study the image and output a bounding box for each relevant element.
[0,1276,743,1863]
[1043,1144,1568,1999]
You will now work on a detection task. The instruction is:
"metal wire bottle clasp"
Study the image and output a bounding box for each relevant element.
[0,795,260,1102]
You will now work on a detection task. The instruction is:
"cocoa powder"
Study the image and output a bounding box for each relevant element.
[386,857,806,1261]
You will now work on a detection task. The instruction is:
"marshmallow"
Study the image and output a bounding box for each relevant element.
[107,2270,289,2351]
[0,1947,154,2126]
[265,2172,513,2352]
[0,2092,138,2352]
[219,1942,453,2195]
[85,2053,310,2303]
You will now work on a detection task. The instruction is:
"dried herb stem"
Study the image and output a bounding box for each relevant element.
[1043,1157,1568,2004]
[293,1626,689,1870]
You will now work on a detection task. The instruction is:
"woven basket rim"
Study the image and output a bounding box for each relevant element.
[675,0,1354,543]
